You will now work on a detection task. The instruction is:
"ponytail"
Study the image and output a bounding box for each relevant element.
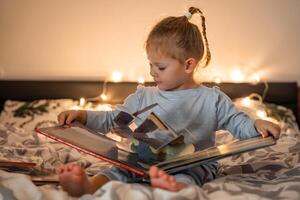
[187,7,211,68]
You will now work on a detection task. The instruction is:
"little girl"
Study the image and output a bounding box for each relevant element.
[57,7,280,197]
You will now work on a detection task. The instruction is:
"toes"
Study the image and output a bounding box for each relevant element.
[72,165,86,176]
[161,174,169,182]
[57,164,83,175]
[149,166,160,178]
[149,166,187,192]
[168,176,175,182]
[66,164,75,171]
[158,169,166,177]
[56,167,63,174]
[57,165,70,174]
[170,182,177,190]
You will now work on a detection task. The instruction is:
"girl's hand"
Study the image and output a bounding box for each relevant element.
[57,110,87,125]
[254,119,281,139]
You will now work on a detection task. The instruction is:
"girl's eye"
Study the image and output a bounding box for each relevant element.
[158,67,166,71]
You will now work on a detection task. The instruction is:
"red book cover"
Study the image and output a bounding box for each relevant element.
[35,122,149,177]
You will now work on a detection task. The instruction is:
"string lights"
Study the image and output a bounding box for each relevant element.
[235,93,278,123]
[210,68,269,102]
[137,77,145,84]
[111,71,123,82]
[207,67,263,86]
[72,68,271,121]
[79,97,86,107]
[231,69,245,83]
[208,67,272,121]
[213,76,222,84]
[72,71,146,110]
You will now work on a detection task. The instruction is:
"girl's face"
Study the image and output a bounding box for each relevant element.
[147,50,195,91]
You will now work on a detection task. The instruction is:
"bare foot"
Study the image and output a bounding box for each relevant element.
[57,164,94,197]
[149,166,186,192]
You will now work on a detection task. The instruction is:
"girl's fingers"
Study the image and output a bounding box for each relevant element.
[258,129,268,138]
[268,126,281,139]
[65,114,74,125]
[57,112,67,125]
[258,126,280,139]
[58,111,76,125]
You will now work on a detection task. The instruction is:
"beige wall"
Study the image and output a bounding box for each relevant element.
[0,0,299,83]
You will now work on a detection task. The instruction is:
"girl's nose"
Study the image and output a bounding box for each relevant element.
[150,67,157,78]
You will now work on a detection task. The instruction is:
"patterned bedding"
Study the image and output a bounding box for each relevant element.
[0,98,300,200]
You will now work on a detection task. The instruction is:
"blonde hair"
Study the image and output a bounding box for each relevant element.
[145,7,211,68]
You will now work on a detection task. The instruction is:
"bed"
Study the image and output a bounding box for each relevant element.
[0,80,299,200]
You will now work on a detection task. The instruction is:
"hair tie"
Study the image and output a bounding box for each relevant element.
[184,11,192,19]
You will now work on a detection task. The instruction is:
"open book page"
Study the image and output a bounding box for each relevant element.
[36,123,151,176]
[38,123,118,157]
[156,136,276,173]
[112,104,194,151]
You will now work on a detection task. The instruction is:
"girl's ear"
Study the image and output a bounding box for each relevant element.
[184,58,197,73]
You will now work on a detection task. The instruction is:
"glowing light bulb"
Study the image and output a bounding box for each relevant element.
[137,77,145,84]
[100,93,107,101]
[241,97,251,107]
[111,71,122,82]
[79,98,86,107]
[214,77,222,84]
[256,110,267,118]
[231,69,244,82]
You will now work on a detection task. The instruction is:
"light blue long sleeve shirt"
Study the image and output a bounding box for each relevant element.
[87,85,259,145]
[86,85,259,185]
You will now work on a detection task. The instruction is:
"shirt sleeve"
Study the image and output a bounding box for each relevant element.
[214,87,259,139]
[86,85,144,133]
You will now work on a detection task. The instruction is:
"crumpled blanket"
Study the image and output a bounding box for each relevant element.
[1,165,300,200]
[1,99,300,199]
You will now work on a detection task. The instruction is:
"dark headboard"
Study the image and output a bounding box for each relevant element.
[0,80,298,124]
